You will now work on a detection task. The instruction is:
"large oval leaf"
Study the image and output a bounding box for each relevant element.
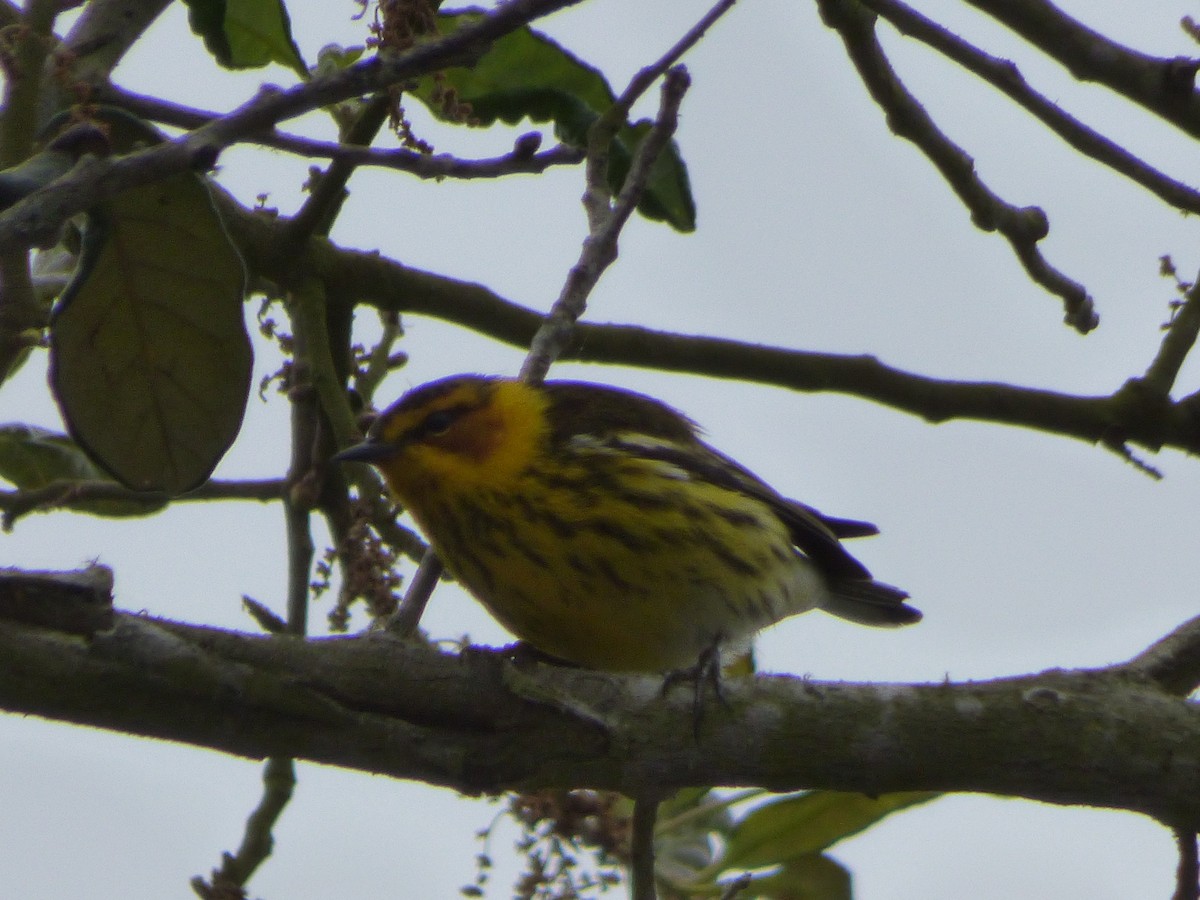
[49,173,250,494]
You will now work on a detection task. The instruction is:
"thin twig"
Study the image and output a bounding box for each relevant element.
[289,279,360,450]
[1174,827,1199,900]
[816,0,1097,333]
[97,86,585,179]
[520,67,691,384]
[284,502,314,635]
[283,371,317,636]
[191,757,296,898]
[1124,614,1200,696]
[297,138,584,180]
[387,551,444,637]
[858,0,1200,215]
[1144,275,1200,397]
[355,309,404,407]
[284,94,393,244]
[581,0,736,231]
[630,795,660,900]
[0,478,286,530]
[1098,434,1163,480]
[614,0,735,115]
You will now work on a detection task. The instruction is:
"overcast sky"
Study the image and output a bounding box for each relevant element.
[4,1,1200,897]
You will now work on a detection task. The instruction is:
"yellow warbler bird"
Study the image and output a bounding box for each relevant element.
[335,375,919,672]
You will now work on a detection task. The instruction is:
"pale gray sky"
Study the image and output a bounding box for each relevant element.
[3,1,1198,897]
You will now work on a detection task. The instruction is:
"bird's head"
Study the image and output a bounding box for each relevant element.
[333,375,548,499]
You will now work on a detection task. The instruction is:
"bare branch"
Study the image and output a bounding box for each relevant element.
[284,136,585,180]
[96,87,586,179]
[1144,275,1200,397]
[963,0,1200,142]
[859,0,1200,216]
[191,757,296,898]
[631,796,660,900]
[520,66,691,383]
[816,0,1097,332]
[521,0,735,383]
[386,551,443,638]
[0,478,286,530]
[56,0,172,85]
[1125,614,1200,697]
[1175,828,1199,900]
[211,181,1200,458]
[580,0,735,230]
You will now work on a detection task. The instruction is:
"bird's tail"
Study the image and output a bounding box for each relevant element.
[821,578,922,627]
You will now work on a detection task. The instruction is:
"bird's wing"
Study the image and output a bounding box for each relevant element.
[542,381,878,580]
[594,432,875,581]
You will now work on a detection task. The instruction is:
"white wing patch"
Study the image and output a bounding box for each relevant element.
[642,459,691,480]
[567,432,695,480]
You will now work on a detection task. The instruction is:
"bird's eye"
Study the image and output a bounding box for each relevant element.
[421,408,459,436]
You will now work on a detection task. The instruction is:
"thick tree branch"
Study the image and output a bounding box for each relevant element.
[4,579,1200,827]
[213,191,1200,458]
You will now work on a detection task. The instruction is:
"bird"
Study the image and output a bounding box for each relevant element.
[333,374,919,672]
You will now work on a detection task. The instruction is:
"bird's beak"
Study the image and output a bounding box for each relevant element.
[332,439,395,464]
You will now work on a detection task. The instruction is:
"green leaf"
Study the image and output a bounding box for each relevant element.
[744,853,852,900]
[411,10,695,232]
[0,424,109,486]
[48,170,251,494]
[313,43,372,130]
[183,0,307,76]
[654,789,731,888]
[717,791,938,873]
[0,424,167,517]
[312,42,365,78]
